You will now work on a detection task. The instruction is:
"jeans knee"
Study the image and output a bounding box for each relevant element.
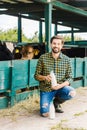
[69,90,76,98]
[42,103,48,108]
[40,102,49,114]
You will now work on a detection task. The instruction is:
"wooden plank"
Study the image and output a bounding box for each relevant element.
[75,58,84,77]
[71,58,75,78]
[1,0,16,4]
[52,1,87,17]
[28,59,39,87]
[36,0,87,16]
[17,0,33,3]
[72,79,83,89]
[0,96,8,109]
[14,89,39,103]
[83,57,87,87]
[12,60,28,90]
[0,61,11,92]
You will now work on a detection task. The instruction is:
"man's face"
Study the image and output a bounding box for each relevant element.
[51,38,63,53]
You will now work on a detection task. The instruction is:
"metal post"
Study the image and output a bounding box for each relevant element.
[39,21,43,43]
[54,22,57,35]
[45,3,52,52]
[18,15,22,42]
[71,27,74,44]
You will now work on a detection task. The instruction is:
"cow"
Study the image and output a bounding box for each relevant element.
[0,41,14,61]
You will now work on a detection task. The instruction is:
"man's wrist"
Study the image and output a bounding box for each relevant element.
[43,76,46,81]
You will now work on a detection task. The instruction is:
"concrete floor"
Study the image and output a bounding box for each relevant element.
[0,87,87,130]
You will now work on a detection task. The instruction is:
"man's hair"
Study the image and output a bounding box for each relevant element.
[50,35,64,44]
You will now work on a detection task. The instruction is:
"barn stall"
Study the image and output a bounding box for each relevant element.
[0,0,87,109]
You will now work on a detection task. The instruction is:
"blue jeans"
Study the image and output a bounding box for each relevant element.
[40,86,75,114]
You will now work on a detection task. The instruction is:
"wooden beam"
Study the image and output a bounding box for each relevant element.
[35,0,87,17]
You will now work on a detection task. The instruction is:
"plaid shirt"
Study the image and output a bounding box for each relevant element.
[34,52,73,92]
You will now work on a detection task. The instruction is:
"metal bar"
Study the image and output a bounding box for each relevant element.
[39,21,43,43]
[18,15,22,42]
[35,0,87,16]
[45,3,52,52]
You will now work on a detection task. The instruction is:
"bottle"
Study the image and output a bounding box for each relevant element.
[49,101,55,119]
[50,71,57,87]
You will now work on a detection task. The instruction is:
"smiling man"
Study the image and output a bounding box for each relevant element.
[34,35,76,117]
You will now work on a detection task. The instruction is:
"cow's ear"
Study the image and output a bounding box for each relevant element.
[2,42,7,48]
[0,41,3,47]
[0,40,2,45]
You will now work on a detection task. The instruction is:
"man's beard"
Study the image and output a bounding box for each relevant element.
[52,47,60,53]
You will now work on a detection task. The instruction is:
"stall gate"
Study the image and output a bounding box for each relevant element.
[0,58,87,109]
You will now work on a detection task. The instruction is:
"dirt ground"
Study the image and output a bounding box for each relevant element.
[0,87,87,130]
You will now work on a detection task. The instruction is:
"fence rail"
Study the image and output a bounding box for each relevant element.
[0,58,87,109]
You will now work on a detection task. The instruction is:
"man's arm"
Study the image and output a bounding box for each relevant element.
[51,80,70,90]
[34,56,51,82]
[36,75,51,82]
[51,58,73,90]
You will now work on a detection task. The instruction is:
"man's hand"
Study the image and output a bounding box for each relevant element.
[45,75,51,82]
[35,74,51,82]
[51,84,61,90]
[51,80,70,90]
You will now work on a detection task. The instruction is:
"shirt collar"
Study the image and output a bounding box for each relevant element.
[50,52,63,59]
[59,52,63,58]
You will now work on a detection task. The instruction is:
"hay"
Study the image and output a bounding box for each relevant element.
[0,94,40,120]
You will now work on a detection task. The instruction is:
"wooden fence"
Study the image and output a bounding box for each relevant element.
[0,58,87,109]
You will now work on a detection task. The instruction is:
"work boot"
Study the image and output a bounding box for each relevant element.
[55,104,64,113]
[53,97,65,113]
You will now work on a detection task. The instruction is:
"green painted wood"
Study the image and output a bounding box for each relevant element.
[54,23,57,35]
[57,30,83,34]
[72,79,83,89]
[18,15,22,42]
[37,0,87,18]
[12,60,28,90]
[0,80,11,92]
[71,58,75,78]
[15,89,39,103]
[0,61,11,92]
[75,58,84,77]
[0,61,10,69]
[0,56,86,108]
[52,1,87,17]
[39,21,43,43]
[45,3,52,52]
[15,91,30,102]
[0,96,9,109]
[65,41,87,46]
[71,27,74,44]
[83,57,87,87]
[28,59,39,87]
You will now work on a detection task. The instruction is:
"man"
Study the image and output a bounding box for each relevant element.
[34,35,76,117]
